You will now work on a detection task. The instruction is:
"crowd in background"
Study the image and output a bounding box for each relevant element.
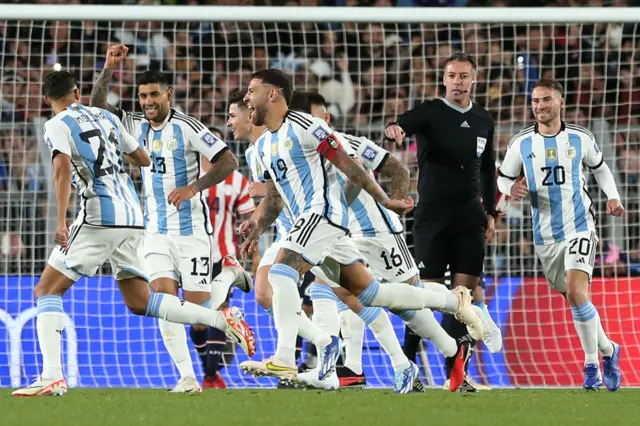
[0,0,639,279]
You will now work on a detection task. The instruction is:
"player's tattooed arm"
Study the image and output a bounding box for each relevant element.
[192,150,239,192]
[89,68,119,114]
[255,180,284,234]
[377,154,410,200]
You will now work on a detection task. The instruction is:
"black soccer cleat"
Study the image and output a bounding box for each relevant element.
[412,377,427,393]
[457,377,479,393]
[337,366,366,389]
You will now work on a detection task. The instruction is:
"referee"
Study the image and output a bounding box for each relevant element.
[385,53,498,369]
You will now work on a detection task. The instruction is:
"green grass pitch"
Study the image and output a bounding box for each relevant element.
[3,388,637,426]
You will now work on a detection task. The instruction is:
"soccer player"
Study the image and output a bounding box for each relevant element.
[385,52,497,363]
[90,45,254,393]
[11,71,252,397]
[238,69,483,392]
[497,79,623,391]
[298,92,474,392]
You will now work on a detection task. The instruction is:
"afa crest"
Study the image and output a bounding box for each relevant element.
[546,148,557,161]
[283,138,293,150]
[566,146,576,159]
[166,137,178,151]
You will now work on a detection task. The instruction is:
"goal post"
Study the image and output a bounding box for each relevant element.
[0,5,639,389]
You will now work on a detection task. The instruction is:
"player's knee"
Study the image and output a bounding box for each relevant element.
[566,288,589,307]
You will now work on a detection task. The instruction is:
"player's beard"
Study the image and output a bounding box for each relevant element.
[251,105,267,126]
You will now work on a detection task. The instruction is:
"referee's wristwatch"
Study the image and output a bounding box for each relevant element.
[487,210,499,219]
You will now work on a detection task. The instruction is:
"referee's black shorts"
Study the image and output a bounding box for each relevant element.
[412,199,487,280]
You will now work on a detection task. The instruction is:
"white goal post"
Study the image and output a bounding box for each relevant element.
[0,5,639,390]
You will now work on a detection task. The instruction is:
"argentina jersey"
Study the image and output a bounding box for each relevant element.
[500,122,599,245]
[336,131,403,237]
[255,110,349,230]
[43,103,143,228]
[245,144,293,242]
[127,109,228,236]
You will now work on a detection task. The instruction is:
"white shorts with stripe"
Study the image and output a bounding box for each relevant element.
[534,230,598,293]
[280,212,364,267]
[352,233,418,283]
[48,218,147,282]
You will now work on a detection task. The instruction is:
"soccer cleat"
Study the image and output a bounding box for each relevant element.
[240,357,297,382]
[295,368,340,391]
[203,373,227,389]
[452,287,484,341]
[583,363,603,391]
[223,306,256,357]
[457,377,480,393]
[393,362,419,394]
[222,255,254,293]
[337,366,367,389]
[317,335,340,380]
[603,341,622,392]
[412,377,427,393]
[445,339,471,392]
[465,375,491,391]
[168,376,202,393]
[12,377,67,397]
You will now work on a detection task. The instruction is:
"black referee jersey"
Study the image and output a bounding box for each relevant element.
[394,98,497,222]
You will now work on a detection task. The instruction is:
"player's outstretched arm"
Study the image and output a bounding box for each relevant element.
[384,101,429,145]
[90,44,128,115]
[376,154,410,200]
[52,153,72,247]
[239,180,284,259]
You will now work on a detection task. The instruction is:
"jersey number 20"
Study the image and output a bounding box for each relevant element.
[541,166,565,186]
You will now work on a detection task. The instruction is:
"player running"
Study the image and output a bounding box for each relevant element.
[497,79,623,391]
[237,69,483,390]
[90,45,254,393]
[11,71,251,397]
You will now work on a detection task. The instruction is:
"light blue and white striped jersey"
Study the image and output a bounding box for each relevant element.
[499,122,600,245]
[336,131,404,237]
[43,103,143,228]
[245,144,293,242]
[254,110,349,230]
[122,109,228,236]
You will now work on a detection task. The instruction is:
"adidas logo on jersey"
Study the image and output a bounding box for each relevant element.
[198,278,208,286]
[417,261,425,268]
[577,258,586,264]
[396,268,405,276]
[527,152,536,159]
[460,121,470,128]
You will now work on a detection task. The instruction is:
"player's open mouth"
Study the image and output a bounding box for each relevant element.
[145,106,158,113]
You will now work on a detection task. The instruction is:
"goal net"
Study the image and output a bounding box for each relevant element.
[1,6,639,389]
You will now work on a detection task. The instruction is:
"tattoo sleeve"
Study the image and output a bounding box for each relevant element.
[89,68,119,114]
[378,154,410,200]
[330,149,390,206]
[192,150,239,192]
[255,180,284,235]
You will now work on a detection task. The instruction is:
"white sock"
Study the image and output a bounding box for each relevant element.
[359,279,458,312]
[340,309,365,375]
[210,269,235,310]
[570,301,599,365]
[158,319,196,379]
[298,312,332,347]
[36,296,66,380]
[366,308,410,371]
[420,281,448,293]
[406,309,457,358]
[145,293,228,331]
[312,298,340,337]
[595,312,614,357]
[268,264,302,367]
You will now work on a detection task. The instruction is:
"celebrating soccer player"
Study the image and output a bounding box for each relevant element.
[497,79,623,391]
[90,45,254,393]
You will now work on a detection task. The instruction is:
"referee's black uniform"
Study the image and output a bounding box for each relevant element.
[393,98,497,281]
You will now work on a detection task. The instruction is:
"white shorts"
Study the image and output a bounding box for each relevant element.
[144,232,212,292]
[535,230,598,292]
[352,233,418,283]
[280,212,363,267]
[48,220,147,282]
[258,242,282,270]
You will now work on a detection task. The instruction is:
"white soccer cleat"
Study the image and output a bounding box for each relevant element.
[240,357,297,382]
[222,255,254,293]
[167,376,202,393]
[12,377,67,397]
[295,368,339,391]
[452,287,484,341]
[223,306,256,357]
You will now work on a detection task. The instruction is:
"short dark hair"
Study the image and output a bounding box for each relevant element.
[250,69,293,106]
[532,79,564,97]
[137,69,170,87]
[305,92,327,108]
[228,89,247,109]
[289,91,311,114]
[42,71,77,100]
[443,52,477,71]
